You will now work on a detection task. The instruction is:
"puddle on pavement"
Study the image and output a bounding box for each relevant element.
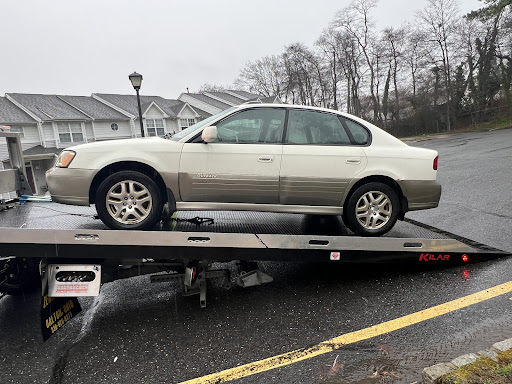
[314,314,512,383]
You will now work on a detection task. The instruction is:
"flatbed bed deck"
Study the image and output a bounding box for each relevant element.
[0,203,508,264]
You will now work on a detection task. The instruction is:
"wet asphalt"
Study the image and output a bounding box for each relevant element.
[1,128,511,384]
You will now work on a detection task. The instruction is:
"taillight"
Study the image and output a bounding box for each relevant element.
[433,155,438,170]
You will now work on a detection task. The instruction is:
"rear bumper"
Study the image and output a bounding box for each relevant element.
[46,167,95,206]
[398,180,442,211]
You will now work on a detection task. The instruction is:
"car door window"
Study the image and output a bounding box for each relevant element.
[341,117,371,145]
[285,110,351,145]
[216,108,286,144]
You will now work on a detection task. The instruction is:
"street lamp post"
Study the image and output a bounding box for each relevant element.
[129,71,145,137]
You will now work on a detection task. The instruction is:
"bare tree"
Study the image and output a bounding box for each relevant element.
[282,43,327,106]
[403,27,429,110]
[318,27,364,114]
[235,55,287,99]
[317,28,341,110]
[417,0,461,130]
[333,0,380,121]
[381,25,410,121]
[197,83,228,93]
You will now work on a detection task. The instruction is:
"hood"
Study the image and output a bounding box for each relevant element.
[65,136,164,152]
[66,136,183,170]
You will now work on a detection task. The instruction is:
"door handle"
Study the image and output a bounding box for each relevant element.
[258,155,274,163]
[346,157,361,165]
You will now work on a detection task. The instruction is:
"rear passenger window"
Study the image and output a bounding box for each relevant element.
[342,118,370,145]
[285,110,351,145]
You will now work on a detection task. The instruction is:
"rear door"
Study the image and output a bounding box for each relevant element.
[279,109,367,206]
[179,108,286,204]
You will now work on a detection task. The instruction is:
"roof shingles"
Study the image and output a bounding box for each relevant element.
[7,93,90,121]
[184,93,232,110]
[0,97,38,124]
[94,94,185,118]
[206,92,246,105]
[227,90,261,100]
[59,96,129,120]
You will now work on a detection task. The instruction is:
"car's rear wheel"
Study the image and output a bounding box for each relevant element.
[95,171,163,230]
[344,182,399,237]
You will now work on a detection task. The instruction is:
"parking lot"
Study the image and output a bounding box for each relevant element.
[1,128,511,384]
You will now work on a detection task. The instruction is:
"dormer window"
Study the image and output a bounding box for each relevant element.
[146,119,165,136]
[57,122,84,143]
[179,118,196,130]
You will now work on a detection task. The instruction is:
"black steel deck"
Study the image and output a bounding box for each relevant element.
[0,202,450,238]
[0,203,509,264]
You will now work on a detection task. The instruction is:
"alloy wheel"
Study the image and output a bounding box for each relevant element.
[355,191,392,230]
[106,180,153,224]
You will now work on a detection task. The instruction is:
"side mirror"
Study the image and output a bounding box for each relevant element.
[202,126,217,143]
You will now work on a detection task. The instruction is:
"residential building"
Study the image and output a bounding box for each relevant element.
[92,94,204,135]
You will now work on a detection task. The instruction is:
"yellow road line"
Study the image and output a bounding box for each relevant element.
[178,280,512,384]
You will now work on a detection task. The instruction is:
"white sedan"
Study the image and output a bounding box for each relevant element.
[46,104,441,236]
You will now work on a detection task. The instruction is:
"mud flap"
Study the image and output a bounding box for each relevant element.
[40,295,82,342]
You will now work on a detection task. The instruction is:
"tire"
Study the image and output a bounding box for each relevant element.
[342,211,356,233]
[344,182,399,237]
[0,258,40,295]
[95,171,163,230]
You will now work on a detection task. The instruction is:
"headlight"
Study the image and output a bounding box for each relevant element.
[56,150,76,168]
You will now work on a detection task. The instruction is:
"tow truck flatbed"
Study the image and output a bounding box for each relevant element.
[0,201,510,313]
[0,203,508,264]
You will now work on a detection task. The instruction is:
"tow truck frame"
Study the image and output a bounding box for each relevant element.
[0,131,510,308]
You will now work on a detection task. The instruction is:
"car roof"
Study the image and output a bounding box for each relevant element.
[233,103,375,128]
[235,103,341,114]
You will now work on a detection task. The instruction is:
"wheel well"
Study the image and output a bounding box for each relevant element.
[343,175,407,217]
[89,161,168,205]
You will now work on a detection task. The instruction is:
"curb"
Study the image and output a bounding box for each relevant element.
[422,337,512,383]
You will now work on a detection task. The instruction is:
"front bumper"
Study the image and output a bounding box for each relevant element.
[45,167,96,206]
[398,180,442,211]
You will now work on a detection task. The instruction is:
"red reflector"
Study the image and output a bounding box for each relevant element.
[462,254,469,262]
[433,156,439,170]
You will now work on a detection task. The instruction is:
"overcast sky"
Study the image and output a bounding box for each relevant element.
[0,0,482,100]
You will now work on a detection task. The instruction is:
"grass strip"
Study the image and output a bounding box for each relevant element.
[438,349,512,384]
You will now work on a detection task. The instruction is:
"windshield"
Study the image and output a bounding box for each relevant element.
[171,106,238,141]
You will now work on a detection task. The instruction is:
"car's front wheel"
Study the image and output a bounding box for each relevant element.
[95,171,163,230]
[344,182,399,237]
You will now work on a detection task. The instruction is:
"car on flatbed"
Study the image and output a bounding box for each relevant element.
[46,104,441,236]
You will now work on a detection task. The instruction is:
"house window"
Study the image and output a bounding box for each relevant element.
[9,126,24,139]
[146,119,165,136]
[179,118,196,130]
[111,123,119,131]
[57,122,84,143]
